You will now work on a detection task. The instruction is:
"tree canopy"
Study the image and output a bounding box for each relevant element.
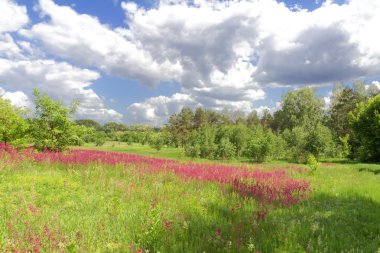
[31,89,78,151]
[0,96,28,145]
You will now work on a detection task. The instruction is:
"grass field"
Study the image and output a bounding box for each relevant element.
[1,144,380,252]
[77,142,185,159]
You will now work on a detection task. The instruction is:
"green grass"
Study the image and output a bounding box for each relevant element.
[75,142,296,166]
[76,141,186,160]
[1,147,380,252]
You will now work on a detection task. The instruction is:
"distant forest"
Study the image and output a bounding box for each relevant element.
[1,82,380,163]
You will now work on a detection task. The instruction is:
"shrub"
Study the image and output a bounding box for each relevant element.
[349,94,380,162]
[307,154,319,173]
[149,134,164,151]
[217,138,236,160]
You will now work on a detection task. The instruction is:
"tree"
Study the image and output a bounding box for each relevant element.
[31,89,78,151]
[327,86,364,140]
[349,94,380,162]
[167,107,194,147]
[193,107,207,129]
[217,138,236,160]
[70,125,94,146]
[245,127,276,163]
[102,122,127,133]
[0,96,28,145]
[274,87,324,131]
[261,109,273,129]
[149,133,165,151]
[185,124,217,159]
[246,110,260,127]
[282,124,334,163]
[230,123,249,157]
[74,119,102,131]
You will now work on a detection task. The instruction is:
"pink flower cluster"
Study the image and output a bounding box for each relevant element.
[0,144,310,206]
[5,220,66,253]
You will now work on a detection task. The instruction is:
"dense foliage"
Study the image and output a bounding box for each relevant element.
[31,89,79,151]
[1,84,379,162]
[0,96,28,146]
[349,94,380,162]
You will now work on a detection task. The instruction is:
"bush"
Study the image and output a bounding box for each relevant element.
[95,132,106,146]
[283,124,334,163]
[307,154,320,173]
[217,138,236,160]
[149,134,164,151]
[349,94,380,162]
[185,125,217,159]
[245,127,275,163]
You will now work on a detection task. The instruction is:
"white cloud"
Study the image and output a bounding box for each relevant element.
[0,58,123,122]
[0,34,26,59]
[21,0,183,85]
[4,0,380,125]
[0,0,123,123]
[0,0,29,33]
[122,0,380,124]
[126,93,200,125]
[323,91,333,111]
[371,81,380,90]
[0,87,32,108]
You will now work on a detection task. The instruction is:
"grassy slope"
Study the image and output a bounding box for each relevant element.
[1,144,379,252]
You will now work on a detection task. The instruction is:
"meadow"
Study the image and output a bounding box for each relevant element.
[0,143,380,253]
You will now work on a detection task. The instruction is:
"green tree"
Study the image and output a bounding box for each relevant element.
[74,119,102,131]
[70,125,94,146]
[283,124,333,163]
[246,110,261,127]
[349,94,380,162]
[102,122,127,133]
[217,138,236,160]
[245,127,275,163]
[261,109,274,129]
[274,87,324,131]
[0,96,28,145]
[185,124,217,159]
[149,133,165,151]
[193,107,207,129]
[230,123,249,157]
[327,86,364,140]
[167,107,194,147]
[31,89,78,151]
[94,131,106,146]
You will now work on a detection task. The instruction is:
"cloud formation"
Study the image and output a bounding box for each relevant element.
[0,87,31,108]
[0,0,28,33]
[121,0,380,123]
[0,58,123,122]
[1,0,380,125]
[0,0,123,122]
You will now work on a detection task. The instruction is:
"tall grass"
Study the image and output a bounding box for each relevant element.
[1,144,379,252]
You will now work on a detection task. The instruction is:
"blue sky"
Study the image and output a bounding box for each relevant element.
[0,0,379,125]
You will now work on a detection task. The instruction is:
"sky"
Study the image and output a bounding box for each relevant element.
[0,0,379,126]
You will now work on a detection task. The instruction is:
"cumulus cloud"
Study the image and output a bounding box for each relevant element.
[0,0,123,123]
[0,58,123,122]
[0,87,32,108]
[371,81,380,90]
[121,0,380,124]
[0,0,29,33]
[21,0,183,85]
[126,93,200,125]
[4,0,380,125]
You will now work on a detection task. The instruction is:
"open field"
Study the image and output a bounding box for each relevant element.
[1,145,380,252]
[76,142,293,165]
[76,141,186,160]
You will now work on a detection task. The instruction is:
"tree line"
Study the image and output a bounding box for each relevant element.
[165,83,379,162]
[1,83,379,162]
